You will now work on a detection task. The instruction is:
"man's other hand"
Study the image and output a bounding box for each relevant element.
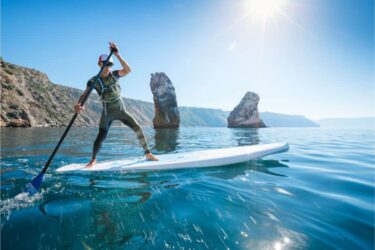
[74,104,85,113]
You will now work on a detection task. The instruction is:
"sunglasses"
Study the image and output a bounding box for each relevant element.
[101,62,113,67]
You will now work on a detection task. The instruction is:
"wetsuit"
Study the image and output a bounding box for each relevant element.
[87,70,150,159]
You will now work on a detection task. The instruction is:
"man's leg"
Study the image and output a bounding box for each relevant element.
[87,113,112,168]
[93,128,109,158]
[120,111,158,161]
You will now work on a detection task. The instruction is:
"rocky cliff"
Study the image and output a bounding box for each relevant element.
[150,72,180,128]
[227,91,266,128]
[0,59,152,127]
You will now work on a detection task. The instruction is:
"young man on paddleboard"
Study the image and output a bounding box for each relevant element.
[74,42,158,168]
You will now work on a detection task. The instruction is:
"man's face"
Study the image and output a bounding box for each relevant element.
[99,62,113,75]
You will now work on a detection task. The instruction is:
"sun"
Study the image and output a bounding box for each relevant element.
[246,0,286,20]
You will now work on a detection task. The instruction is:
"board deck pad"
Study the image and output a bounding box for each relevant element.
[56,143,289,173]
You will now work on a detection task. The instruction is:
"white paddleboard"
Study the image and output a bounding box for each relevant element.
[56,142,289,173]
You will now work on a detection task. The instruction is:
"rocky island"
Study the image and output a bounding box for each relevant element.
[227,91,266,128]
[150,72,180,128]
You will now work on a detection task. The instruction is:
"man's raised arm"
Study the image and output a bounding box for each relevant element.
[110,42,131,77]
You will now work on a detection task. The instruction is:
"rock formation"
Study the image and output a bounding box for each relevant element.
[227,91,266,128]
[150,73,180,128]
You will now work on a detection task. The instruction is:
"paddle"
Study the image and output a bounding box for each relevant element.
[25,49,115,195]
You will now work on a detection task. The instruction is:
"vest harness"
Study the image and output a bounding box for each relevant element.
[94,73,122,115]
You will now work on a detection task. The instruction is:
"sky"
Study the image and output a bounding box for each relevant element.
[2,0,374,120]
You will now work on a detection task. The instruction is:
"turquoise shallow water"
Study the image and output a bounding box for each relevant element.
[1,127,374,249]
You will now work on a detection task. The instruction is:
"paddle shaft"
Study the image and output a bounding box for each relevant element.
[40,50,114,174]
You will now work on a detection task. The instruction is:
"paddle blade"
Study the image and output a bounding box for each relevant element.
[25,172,44,195]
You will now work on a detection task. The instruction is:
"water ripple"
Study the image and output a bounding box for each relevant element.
[1,127,374,249]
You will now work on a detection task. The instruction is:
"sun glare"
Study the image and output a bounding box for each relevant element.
[246,0,286,20]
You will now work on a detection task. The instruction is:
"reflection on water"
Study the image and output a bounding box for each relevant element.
[254,160,288,177]
[153,128,179,153]
[230,128,260,146]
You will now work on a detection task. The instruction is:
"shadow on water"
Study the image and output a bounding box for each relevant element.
[35,171,155,248]
[253,159,289,177]
[185,159,289,181]
[153,128,179,153]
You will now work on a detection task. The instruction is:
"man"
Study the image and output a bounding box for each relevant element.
[74,42,158,168]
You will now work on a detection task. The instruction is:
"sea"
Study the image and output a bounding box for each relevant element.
[1,127,374,249]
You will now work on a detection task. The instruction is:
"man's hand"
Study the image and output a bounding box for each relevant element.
[74,103,85,113]
[109,41,119,55]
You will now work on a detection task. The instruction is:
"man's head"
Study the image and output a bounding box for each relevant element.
[98,54,113,75]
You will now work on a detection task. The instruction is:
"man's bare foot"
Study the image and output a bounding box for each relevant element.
[145,153,158,161]
[86,158,97,168]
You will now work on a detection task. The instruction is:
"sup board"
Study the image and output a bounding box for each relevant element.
[56,142,289,173]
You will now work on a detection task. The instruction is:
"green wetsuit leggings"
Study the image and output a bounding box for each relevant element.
[92,103,150,159]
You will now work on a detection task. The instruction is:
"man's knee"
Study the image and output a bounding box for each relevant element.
[123,119,140,130]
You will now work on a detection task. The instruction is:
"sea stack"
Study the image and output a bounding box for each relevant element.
[227,91,266,128]
[150,72,180,128]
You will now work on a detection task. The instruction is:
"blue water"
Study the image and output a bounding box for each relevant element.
[1,127,374,249]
